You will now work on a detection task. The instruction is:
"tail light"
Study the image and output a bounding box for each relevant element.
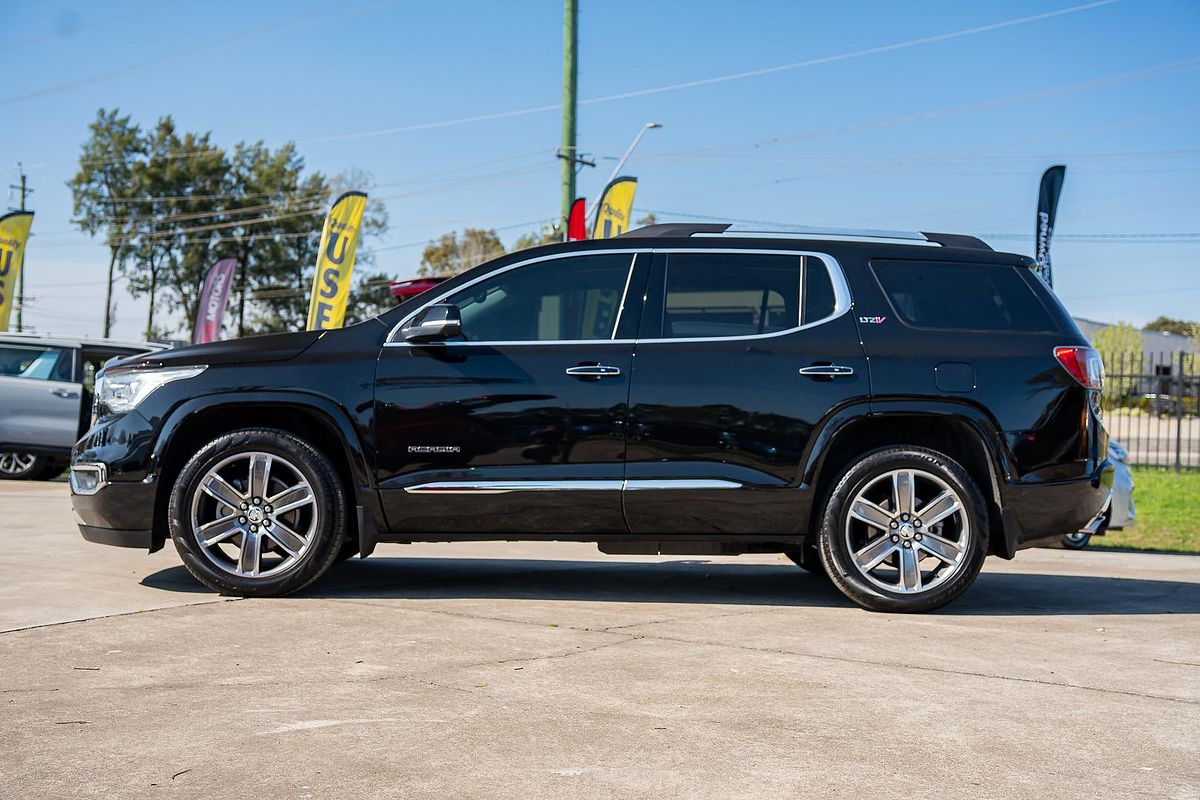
[1054,346,1104,390]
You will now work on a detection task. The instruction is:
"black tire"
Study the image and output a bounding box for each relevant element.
[783,544,826,576]
[168,428,348,597]
[817,446,988,613]
[335,538,360,562]
[0,452,49,480]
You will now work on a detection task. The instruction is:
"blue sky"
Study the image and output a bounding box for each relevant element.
[4,0,1198,339]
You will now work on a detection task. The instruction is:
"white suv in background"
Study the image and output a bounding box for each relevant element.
[0,333,166,480]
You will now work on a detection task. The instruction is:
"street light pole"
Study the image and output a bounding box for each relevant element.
[588,122,661,232]
[602,121,661,188]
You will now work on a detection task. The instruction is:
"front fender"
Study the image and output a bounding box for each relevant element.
[150,390,374,490]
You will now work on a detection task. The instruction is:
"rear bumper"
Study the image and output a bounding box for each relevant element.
[1002,459,1115,547]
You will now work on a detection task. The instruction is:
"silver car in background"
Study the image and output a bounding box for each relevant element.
[1062,440,1136,549]
[0,333,165,480]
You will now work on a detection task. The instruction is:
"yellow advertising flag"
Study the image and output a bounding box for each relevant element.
[592,177,637,239]
[306,191,368,331]
[0,211,34,332]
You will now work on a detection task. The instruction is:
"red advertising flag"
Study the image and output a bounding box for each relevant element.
[567,197,587,241]
[192,257,237,344]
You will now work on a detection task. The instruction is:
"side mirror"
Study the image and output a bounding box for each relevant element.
[402,304,462,342]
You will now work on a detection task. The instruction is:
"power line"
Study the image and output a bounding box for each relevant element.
[1,0,401,105]
[314,0,1120,145]
[35,0,1121,162]
[646,59,1200,163]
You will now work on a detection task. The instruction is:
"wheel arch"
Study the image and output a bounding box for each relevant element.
[147,392,381,551]
[801,399,1015,558]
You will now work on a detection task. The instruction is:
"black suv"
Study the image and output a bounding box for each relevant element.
[71,224,1111,612]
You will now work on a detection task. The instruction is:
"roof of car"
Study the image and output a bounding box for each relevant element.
[0,331,167,352]
[619,222,993,251]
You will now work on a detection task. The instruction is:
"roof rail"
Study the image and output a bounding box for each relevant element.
[620,222,992,251]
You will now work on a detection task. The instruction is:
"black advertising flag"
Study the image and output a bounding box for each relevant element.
[1034,165,1066,287]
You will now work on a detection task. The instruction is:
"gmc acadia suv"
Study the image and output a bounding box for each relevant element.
[70,224,1112,612]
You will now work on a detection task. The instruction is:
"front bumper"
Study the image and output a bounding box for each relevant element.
[71,409,164,552]
[70,467,161,552]
[79,524,155,549]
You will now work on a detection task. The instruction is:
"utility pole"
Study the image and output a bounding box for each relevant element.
[559,0,578,234]
[9,164,32,332]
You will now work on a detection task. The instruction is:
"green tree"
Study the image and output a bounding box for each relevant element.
[67,108,144,337]
[70,110,390,338]
[222,141,329,336]
[1144,316,1198,337]
[419,228,505,277]
[126,117,229,340]
[512,222,563,251]
[1092,321,1143,370]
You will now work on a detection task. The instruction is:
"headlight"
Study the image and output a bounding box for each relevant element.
[97,366,206,414]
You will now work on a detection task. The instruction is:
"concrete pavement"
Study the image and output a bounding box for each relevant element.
[1,482,1198,798]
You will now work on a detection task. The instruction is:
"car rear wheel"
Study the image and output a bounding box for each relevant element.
[818,447,987,613]
[168,429,348,597]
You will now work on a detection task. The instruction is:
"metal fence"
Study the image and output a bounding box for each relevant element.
[1100,350,1198,470]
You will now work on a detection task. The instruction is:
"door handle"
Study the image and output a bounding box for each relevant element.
[51,389,80,399]
[565,364,622,378]
[798,364,855,377]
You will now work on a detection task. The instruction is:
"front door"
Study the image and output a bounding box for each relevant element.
[623,249,869,535]
[374,250,646,534]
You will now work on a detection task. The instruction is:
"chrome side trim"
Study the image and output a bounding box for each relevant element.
[693,231,940,247]
[404,480,624,494]
[383,248,853,347]
[69,462,108,496]
[402,478,745,494]
[697,223,930,242]
[622,479,742,491]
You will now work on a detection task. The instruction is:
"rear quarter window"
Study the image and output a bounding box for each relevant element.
[871,260,1058,332]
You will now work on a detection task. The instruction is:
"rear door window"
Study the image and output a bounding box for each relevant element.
[657,253,800,339]
[871,260,1057,332]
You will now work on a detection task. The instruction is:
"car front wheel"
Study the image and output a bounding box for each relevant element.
[168,429,348,597]
[818,447,987,613]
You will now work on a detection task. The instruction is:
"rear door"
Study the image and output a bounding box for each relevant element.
[623,249,869,535]
[0,341,81,449]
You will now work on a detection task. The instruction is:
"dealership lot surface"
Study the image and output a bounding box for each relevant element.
[1,481,1197,799]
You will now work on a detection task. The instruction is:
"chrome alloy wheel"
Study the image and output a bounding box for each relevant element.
[189,451,319,579]
[844,468,971,595]
[0,452,37,475]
